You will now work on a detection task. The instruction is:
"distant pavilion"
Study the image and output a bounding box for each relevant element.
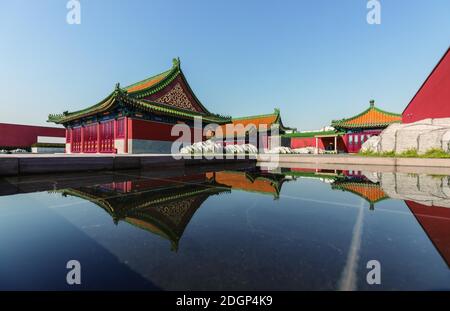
[284,100,401,153]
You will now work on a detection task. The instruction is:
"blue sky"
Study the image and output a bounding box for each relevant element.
[0,0,449,130]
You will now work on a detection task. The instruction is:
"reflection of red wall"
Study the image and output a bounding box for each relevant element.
[0,123,65,147]
[405,200,450,268]
[129,118,202,143]
[403,48,450,123]
[110,173,207,193]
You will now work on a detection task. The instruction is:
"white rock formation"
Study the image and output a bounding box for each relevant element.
[180,140,223,154]
[223,144,258,154]
[360,118,450,154]
[292,147,316,154]
[266,146,294,154]
[360,136,381,153]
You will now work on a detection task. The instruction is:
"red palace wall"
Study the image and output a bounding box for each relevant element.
[403,48,450,123]
[290,137,348,152]
[291,137,325,149]
[0,123,65,148]
[129,118,203,143]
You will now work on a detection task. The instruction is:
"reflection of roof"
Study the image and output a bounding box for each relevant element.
[331,101,401,130]
[283,168,341,180]
[406,200,450,268]
[48,58,231,125]
[332,181,388,204]
[57,178,229,251]
[208,170,288,198]
[215,109,294,137]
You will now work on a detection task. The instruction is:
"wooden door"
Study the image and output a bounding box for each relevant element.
[99,120,115,153]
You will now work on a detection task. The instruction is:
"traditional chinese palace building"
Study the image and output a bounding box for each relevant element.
[48,58,231,154]
[211,109,295,150]
[57,171,230,251]
[331,100,401,153]
[285,100,401,153]
[53,168,291,250]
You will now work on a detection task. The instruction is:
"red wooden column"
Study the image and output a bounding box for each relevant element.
[97,122,101,153]
[80,126,85,153]
[68,128,72,153]
[113,119,117,153]
[124,117,129,154]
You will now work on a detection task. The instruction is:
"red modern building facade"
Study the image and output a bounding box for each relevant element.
[403,47,450,124]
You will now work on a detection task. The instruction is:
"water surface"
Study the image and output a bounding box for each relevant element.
[0,165,449,290]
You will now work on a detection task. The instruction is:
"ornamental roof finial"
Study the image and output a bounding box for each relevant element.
[173,57,180,67]
[369,99,375,107]
[115,82,120,90]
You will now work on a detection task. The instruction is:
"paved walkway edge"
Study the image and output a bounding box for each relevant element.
[257,155,450,168]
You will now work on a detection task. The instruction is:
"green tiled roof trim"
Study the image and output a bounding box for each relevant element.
[232,108,296,132]
[48,89,118,124]
[123,58,212,114]
[121,95,231,123]
[48,58,228,124]
[331,105,402,129]
[123,69,172,92]
[283,171,340,180]
[125,63,180,98]
[331,121,402,129]
[48,89,230,125]
[232,109,281,121]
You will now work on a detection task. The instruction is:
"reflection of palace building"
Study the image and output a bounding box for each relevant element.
[285,167,450,267]
[206,170,292,199]
[56,169,292,249]
[286,168,390,209]
[331,175,389,210]
[58,173,230,250]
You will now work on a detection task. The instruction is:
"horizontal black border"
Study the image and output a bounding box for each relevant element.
[1,291,449,309]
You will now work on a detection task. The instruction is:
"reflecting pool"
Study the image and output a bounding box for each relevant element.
[0,164,450,290]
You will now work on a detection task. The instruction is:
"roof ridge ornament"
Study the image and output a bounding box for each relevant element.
[370,99,375,107]
[173,57,180,68]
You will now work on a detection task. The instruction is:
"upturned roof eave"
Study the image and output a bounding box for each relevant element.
[331,105,402,130]
[47,89,120,124]
[125,59,212,115]
[48,92,230,125]
[331,120,402,130]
